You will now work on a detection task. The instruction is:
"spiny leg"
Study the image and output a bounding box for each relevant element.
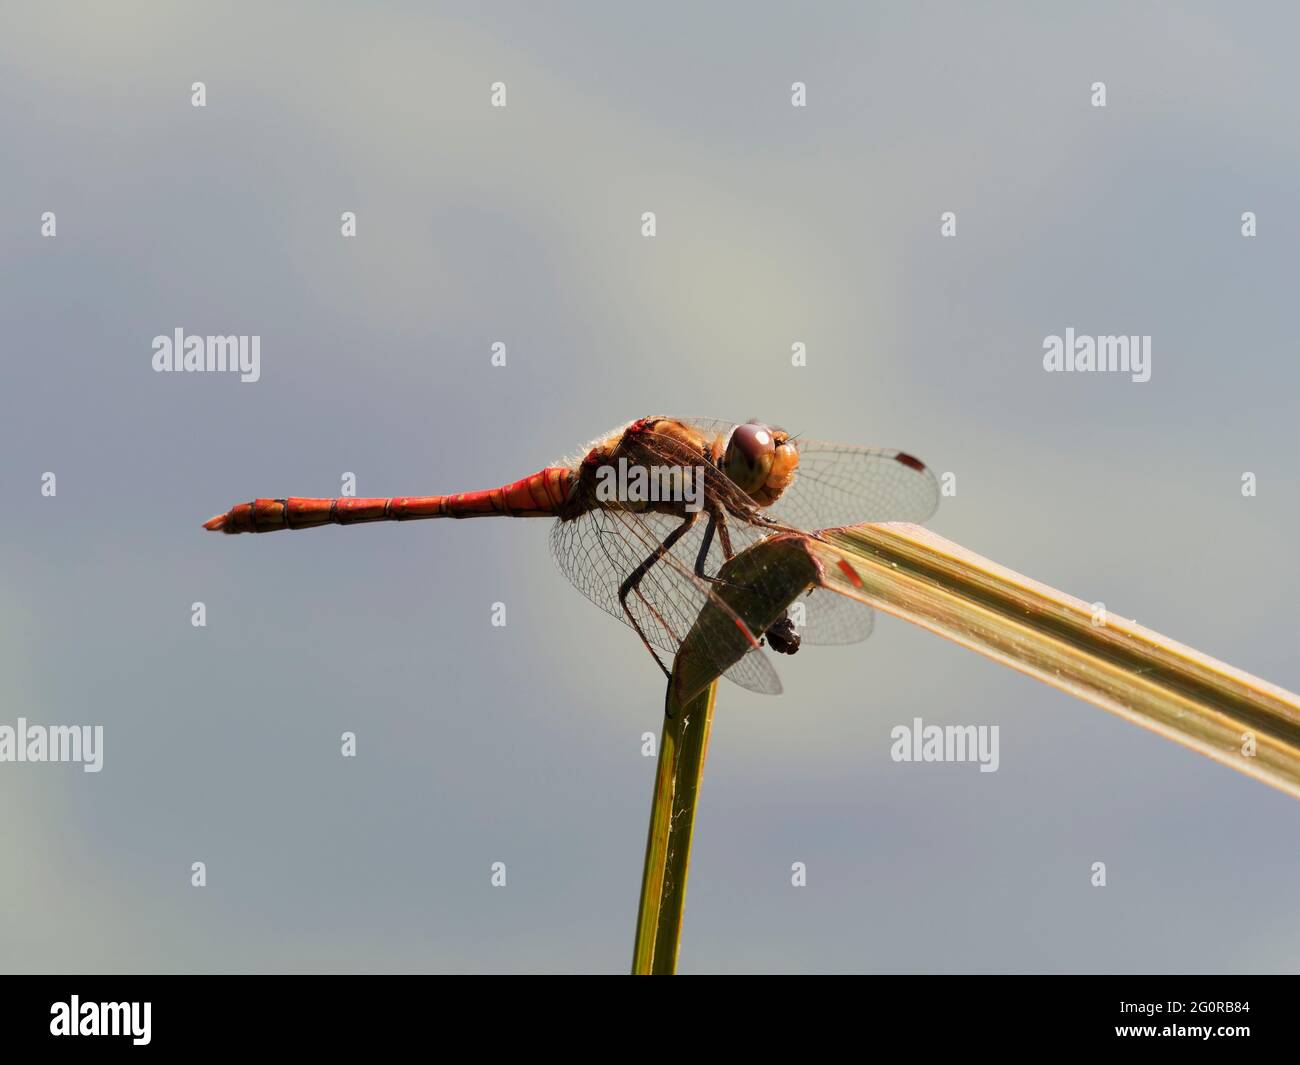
[618,512,700,682]
[694,507,738,584]
[713,507,797,653]
[715,508,735,558]
[694,511,717,578]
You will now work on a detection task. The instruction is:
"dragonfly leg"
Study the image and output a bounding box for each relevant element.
[618,512,700,684]
[693,512,718,577]
[715,509,799,654]
[715,509,735,557]
[694,507,740,587]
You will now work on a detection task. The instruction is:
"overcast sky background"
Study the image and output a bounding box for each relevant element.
[2,1,1299,973]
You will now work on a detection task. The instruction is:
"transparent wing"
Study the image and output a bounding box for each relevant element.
[550,505,783,695]
[768,442,940,530]
[670,419,940,530]
[547,419,930,693]
[672,415,740,446]
[787,586,875,645]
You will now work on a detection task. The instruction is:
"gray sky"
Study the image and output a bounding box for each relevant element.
[2,1,1298,973]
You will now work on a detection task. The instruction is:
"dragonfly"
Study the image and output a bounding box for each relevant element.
[204,416,939,697]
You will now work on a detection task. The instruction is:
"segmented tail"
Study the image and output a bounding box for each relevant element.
[203,467,576,534]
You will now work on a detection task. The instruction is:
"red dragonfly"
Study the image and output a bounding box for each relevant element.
[204,417,938,695]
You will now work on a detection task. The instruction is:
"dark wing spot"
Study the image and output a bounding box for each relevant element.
[837,559,864,589]
[893,452,927,473]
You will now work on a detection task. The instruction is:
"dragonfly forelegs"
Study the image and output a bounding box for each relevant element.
[694,511,718,578]
[619,511,701,685]
[698,508,801,657]
[694,508,737,582]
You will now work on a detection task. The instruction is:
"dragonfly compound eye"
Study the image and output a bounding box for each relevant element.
[724,423,777,495]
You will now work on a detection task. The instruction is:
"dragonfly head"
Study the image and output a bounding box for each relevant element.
[721,422,799,506]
